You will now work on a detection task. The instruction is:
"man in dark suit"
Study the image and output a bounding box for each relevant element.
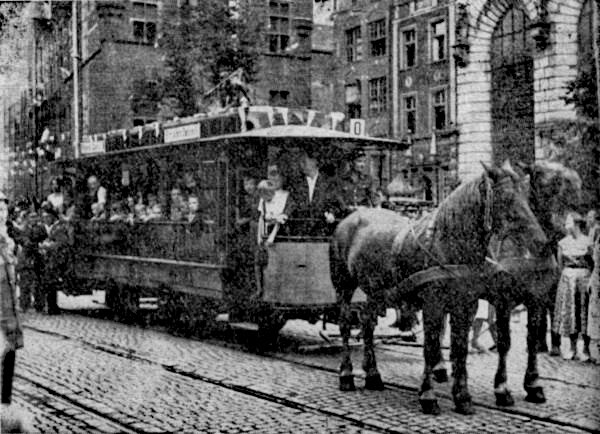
[290,150,343,236]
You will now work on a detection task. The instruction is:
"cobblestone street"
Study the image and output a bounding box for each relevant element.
[8,294,600,433]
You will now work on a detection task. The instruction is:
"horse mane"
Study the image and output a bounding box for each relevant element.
[433,174,486,240]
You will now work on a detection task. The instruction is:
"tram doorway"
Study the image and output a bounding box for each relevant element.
[490,2,535,165]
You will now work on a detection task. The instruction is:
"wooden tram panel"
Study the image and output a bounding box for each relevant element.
[79,253,224,299]
[263,241,366,307]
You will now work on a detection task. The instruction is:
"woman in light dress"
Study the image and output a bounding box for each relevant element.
[552,212,593,361]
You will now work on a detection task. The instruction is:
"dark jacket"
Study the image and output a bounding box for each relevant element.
[289,173,344,236]
[12,220,47,271]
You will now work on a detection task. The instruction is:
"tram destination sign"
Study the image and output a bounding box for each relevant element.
[164,122,201,144]
[80,137,106,155]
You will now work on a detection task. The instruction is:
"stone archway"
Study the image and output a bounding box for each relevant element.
[490,1,535,164]
[455,0,589,180]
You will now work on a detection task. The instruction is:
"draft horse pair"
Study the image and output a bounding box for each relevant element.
[330,160,580,415]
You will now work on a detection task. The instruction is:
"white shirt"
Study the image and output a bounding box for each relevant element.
[257,189,289,220]
[306,172,319,203]
[257,189,289,243]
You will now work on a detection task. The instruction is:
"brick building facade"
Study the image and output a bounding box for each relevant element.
[390,0,459,202]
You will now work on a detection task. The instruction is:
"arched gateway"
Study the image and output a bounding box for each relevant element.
[490,1,535,165]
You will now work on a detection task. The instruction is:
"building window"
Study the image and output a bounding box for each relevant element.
[401,28,416,68]
[132,20,157,44]
[432,89,447,130]
[403,95,416,134]
[268,1,291,53]
[269,90,289,105]
[431,20,446,61]
[345,83,361,118]
[369,19,386,57]
[345,26,362,62]
[369,77,387,115]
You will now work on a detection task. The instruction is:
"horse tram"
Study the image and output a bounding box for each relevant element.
[45,106,407,341]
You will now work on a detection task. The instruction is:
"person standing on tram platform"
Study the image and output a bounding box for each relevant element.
[341,151,376,211]
[290,150,344,236]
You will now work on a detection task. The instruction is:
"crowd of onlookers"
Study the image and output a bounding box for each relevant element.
[550,210,600,363]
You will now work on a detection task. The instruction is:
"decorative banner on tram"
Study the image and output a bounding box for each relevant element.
[164,122,201,143]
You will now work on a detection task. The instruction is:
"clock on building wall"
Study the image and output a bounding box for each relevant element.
[404,76,413,88]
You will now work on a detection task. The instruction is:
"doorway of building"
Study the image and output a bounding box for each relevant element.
[490,1,535,165]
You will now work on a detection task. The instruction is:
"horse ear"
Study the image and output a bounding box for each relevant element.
[480,161,499,181]
[501,159,512,172]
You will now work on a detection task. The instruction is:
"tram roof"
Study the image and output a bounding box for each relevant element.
[61,125,406,163]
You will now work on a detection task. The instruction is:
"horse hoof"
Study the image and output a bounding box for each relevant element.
[339,375,356,391]
[525,387,546,404]
[365,374,385,391]
[419,399,441,415]
[433,368,448,383]
[454,398,475,415]
[495,391,515,407]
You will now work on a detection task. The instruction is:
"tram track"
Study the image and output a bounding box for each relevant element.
[21,324,394,433]
[13,375,140,434]
[23,323,597,433]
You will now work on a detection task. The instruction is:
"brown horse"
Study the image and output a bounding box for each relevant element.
[418,161,582,414]
[330,161,549,414]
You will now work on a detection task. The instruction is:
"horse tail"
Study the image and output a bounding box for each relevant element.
[330,213,360,302]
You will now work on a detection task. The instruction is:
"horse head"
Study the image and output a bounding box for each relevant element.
[481,160,549,259]
[516,161,583,245]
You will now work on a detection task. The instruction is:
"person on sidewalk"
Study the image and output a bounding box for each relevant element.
[39,204,75,314]
[0,191,32,432]
[587,226,600,363]
[12,210,47,312]
[470,300,498,353]
[552,212,593,361]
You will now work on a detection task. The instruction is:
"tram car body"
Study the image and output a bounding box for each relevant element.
[48,107,406,338]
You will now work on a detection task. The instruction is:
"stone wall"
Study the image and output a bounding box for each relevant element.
[456,0,587,180]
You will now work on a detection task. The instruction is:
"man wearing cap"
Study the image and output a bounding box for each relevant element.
[39,203,74,314]
[340,151,376,211]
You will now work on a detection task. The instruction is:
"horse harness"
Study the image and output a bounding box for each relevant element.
[398,174,546,292]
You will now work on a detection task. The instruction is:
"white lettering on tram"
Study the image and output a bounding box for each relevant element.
[164,123,201,143]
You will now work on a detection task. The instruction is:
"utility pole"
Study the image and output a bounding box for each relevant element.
[72,0,80,158]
